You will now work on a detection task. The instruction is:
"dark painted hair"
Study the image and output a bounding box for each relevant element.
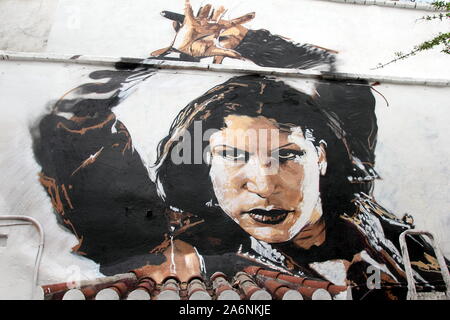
[154,75,378,242]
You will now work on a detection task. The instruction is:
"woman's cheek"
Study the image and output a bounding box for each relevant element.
[210,158,242,216]
[280,162,305,188]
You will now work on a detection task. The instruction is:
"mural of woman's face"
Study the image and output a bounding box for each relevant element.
[209,115,327,243]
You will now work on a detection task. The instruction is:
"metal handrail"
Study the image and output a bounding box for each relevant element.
[399,230,450,300]
[0,215,45,299]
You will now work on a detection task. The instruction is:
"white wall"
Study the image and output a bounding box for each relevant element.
[0,0,59,52]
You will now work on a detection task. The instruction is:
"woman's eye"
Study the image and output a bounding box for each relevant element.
[220,149,249,162]
[277,149,305,162]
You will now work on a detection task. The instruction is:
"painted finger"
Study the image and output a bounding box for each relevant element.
[184,0,195,23]
[212,6,226,21]
[150,46,172,57]
[207,46,242,59]
[197,4,212,19]
[196,5,203,17]
[229,12,255,25]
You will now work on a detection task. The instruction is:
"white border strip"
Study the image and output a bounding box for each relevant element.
[324,0,442,11]
[1,50,449,87]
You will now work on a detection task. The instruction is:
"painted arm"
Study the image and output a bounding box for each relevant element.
[151,0,336,69]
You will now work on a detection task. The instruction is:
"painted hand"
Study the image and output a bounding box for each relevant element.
[151,0,255,63]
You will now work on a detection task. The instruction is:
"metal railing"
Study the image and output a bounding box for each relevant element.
[399,230,450,300]
[0,215,44,300]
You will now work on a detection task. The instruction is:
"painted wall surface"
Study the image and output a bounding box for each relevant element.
[0,0,449,300]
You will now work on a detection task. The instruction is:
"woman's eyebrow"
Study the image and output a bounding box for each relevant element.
[271,143,296,151]
[212,144,251,154]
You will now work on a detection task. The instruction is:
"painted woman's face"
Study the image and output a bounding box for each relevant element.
[209,115,327,243]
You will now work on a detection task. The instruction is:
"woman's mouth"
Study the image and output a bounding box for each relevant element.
[245,209,291,225]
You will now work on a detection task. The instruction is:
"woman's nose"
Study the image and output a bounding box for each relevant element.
[245,159,277,198]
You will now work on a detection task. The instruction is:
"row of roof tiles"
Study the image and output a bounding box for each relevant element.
[41,266,350,300]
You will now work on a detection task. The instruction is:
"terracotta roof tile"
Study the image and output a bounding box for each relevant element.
[41,266,350,300]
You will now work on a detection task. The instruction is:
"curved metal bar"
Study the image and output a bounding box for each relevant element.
[0,215,44,299]
[399,230,450,300]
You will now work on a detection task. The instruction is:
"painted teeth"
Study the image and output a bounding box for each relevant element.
[248,212,288,224]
